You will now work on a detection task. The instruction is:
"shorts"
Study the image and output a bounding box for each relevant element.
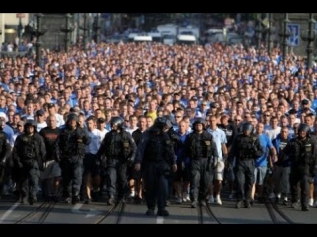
[127,165,142,180]
[83,153,100,176]
[40,160,61,180]
[213,160,225,181]
[173,162,190,182]
[254,166,267,185]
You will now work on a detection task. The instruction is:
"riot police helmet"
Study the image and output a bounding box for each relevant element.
[297,123,310,137]
[192,117,206,130]
[110,116,124,130]
[242,122,253,134]
[66,113,79,123]
[24,119,37,131]
[154,116,172,130]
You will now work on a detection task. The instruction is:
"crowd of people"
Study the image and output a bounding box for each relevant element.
[0,40,316,215]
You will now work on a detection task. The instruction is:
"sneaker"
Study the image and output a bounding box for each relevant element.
[236,201,243,209]
[208,196,214,204]
[200,200,206,206]
[128,191,135,199]
[309,199,314,207]
[215,197,222,205]
[191,200,198,208]
[183,193,190,202]
[176,197,182,204]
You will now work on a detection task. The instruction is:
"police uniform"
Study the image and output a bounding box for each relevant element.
[183,118,218,208]
[0,120,12,198]
[12,120,46,205]
[135,117,177,216]
[229,122,263,208]
[55,113,91,204]
[97,117,137,205]
[283,123,317,211]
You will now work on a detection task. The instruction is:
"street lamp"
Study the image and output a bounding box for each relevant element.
[254,13,264,49]
[79,13,89,50]
[267,13,274,56]
[60,13,74,53]
[278,13,291,62]
[301,13,316,69]
[92,13,101,44]
[17,17,23,44]
[33,13,47,67]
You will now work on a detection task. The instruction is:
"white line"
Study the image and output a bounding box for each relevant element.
[71,203,84,214]
[0,202,20,224]
[156,216,164,224]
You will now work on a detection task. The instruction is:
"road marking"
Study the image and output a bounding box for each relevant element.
[71,203,84,214]
[156,216,164,224]
[71,204,103,218]
[0,202,20,224]
[86,209,103,218]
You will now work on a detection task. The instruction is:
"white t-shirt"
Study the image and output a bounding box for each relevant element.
[37,122,47,132]
[86,129,103,154]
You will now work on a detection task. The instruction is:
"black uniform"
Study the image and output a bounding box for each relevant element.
[183,128,218,207]
[13,120,46,204]
[55,114,91,204]
[97,117,137,205]
[131,128,145,181]
[39,126,60,199]
[283,125,317,211]
[135,117,176,216]
[229,123,263,208]
[0,127,12,197]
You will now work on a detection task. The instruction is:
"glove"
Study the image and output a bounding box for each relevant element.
[95,157,101,166]
[17,162,23,169]
[127,157,134,167]
[212,157,218,169]
[181,161,185,171]
[0,158,6,166]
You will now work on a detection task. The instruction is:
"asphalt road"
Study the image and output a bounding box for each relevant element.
[0,194,316,224]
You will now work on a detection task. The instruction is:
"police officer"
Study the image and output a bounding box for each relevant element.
[182,118,218,208]
[97,116,137,205]
[12,119,46,205]
[228,122,263,208]
[0,120,12,199]
[164,115,181,205]
[283,123,317,211]
[55,113,91,205]
[134,117,177,216]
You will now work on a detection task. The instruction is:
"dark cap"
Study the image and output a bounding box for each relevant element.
[47,103,55,108]
[302,99,309,105]
[210,104,217,109]
[36,110,45,116]
[97,118,106,123]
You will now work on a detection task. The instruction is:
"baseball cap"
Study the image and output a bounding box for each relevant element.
[36,110,45,116]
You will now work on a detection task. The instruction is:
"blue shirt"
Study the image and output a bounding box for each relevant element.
[255,133,273,167]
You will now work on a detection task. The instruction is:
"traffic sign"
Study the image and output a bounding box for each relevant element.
[287,23,300,46]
